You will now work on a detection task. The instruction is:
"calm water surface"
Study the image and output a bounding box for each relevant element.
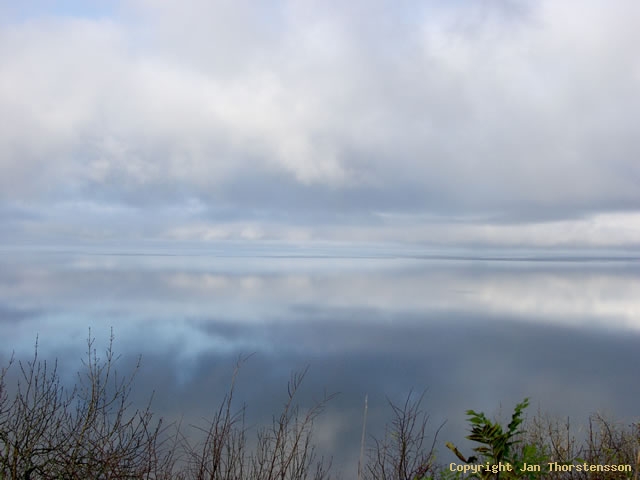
[1,245,639,475]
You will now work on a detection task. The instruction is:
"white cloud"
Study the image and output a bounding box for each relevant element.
[1,0,639,246]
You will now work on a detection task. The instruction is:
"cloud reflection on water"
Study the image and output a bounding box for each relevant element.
[1,250,639,476]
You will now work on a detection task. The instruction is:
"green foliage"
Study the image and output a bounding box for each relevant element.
[446,398,549,480]
[512,443,548,480]
[466,398,528,465]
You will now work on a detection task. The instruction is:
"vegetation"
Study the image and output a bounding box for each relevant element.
[445,398,547,480]
[0,333,638,479]
[364,390,445,480]
[439,398,639,480]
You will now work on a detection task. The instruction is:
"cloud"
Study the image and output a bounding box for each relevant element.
[1,0,639,246]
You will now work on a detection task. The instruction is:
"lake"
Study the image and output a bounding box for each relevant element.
[1,244,639,476]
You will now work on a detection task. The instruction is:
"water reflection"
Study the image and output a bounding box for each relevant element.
[1,248,639,476]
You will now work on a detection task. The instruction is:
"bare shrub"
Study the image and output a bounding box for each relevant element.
[0,333,337,480]
[365,390,445,480]
[516,410,639,480]
[184,361,337,480]
[0,331,176,479]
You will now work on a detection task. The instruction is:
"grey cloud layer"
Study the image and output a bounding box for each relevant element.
[1,0,639,245]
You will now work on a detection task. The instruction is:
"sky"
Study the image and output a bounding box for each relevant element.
[1,0,640,249]
[2,4,640,475]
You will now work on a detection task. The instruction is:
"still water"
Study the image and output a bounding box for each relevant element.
[1,245,639,475]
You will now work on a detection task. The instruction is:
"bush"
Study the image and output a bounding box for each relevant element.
[0,332,335,480]
[0,332,175,479]
[2,332,638,480]
[364,390,445,480]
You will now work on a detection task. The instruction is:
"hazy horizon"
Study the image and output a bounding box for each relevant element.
[2,1,640,476]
